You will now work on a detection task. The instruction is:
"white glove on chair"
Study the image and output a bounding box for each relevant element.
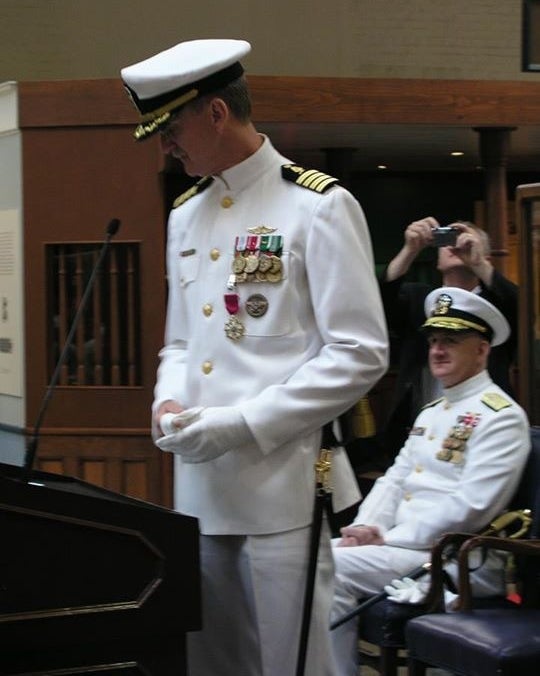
[384,577,429,604]
[384,576,458,609]
[155,406,254,463]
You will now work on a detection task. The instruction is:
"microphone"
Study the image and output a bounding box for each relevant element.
[107,217,121,237]
[23,218,122,474]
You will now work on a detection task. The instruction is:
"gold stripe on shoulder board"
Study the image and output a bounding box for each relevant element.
[481,392,511,411]
[422,397,444,409]
[281,164,339,193]
[173,176,214,208]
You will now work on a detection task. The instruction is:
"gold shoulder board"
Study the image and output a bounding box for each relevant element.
[173,176,214,208]
[422,397,444,409]
[482,392,511,411]
[281,164,339,193]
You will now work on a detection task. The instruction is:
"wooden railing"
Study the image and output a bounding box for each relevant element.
[46,242,141,386]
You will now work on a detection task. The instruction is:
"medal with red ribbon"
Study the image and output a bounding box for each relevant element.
[436,412,481,464]
[224,292,245,340]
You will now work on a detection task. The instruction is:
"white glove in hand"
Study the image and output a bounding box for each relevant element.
[384,577,429,604]
[160,408,203,435]
[155,406,254,463]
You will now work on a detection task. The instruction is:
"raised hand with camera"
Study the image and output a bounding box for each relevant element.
[445,221,495,287]
[378,215,518,465]
[385,216,438,282]
[385,217,494,287]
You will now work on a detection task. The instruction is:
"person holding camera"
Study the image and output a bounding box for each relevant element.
[377,216,517,464]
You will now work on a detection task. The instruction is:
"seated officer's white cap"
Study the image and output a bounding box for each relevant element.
[422,287,510,346]
[121,38,251,141]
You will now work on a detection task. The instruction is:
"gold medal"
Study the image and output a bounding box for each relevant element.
[443,438,464,451]
[224,315,245,340]
[224,292,245,340]
[266,270,282,283]
[269,255,282,273]
[258,254,273,272]
[232,256,246,274]
[244,254,260,273]
[437,412,480,463]
[453,427,472,441]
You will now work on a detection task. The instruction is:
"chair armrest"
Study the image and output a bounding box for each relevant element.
[423,532,477,612]
[423,510,534,612]
[456,537,540,610]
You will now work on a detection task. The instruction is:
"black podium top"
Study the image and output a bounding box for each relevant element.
[0,462,200,654]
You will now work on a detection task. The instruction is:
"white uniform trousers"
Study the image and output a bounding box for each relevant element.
[187,522,337,676]
[331,543,430,676]
[330,542,508,676]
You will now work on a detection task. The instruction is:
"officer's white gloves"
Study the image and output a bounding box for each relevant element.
[384,577,429,604]
[159,407,204,436]
[155,406,254,463]
[384,576,458,609]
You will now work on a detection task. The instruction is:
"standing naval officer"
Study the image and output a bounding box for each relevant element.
[121,39,388,676]
[330,286,530,676]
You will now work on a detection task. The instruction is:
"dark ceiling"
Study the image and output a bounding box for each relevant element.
[260,122,540,174]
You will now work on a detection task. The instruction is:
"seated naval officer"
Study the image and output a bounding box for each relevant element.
[329,286,530,676]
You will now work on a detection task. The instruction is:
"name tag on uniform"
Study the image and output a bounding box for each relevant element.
[409,427,426,436]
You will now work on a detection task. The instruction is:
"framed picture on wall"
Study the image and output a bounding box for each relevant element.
[523,0,540,71]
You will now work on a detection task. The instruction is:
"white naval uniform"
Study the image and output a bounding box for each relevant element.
[153,136,389,676]
[331,369,530,676]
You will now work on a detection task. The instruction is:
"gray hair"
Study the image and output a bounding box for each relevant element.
[190,76,252,122]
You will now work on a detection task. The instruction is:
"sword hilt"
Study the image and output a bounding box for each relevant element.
[315,448,333,492]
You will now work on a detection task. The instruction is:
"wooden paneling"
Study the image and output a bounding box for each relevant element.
[17,81,169,504]
[34,432,163,504]
[249,76,540,126]
[22,126,164,430]
[18,77,540,129]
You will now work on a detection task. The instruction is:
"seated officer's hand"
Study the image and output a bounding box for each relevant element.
[337,525,384,547]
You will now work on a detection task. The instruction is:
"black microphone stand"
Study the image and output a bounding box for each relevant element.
[23,218,121,474]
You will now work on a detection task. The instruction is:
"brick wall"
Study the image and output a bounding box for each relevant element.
[0,0,537,82]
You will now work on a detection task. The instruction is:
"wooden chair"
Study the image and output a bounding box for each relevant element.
[405,426,540,676]
[405,536,540,675]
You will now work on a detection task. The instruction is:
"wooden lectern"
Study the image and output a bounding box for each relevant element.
[0,462,200,675]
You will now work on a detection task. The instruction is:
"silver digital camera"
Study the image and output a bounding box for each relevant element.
[431,226,458,247]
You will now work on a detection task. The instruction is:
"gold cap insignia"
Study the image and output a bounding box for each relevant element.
[433,293,453,316]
